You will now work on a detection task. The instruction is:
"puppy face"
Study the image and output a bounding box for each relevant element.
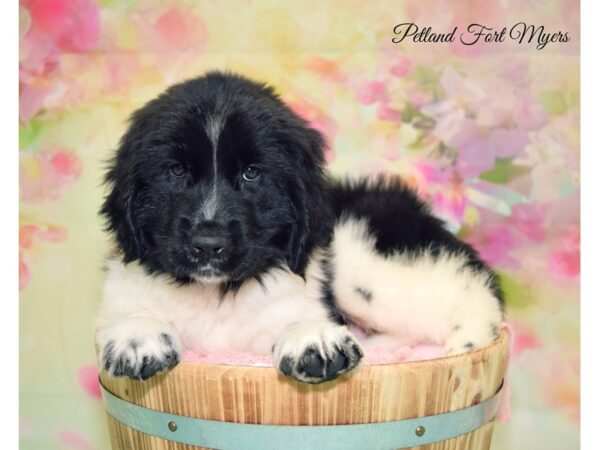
[101,72,332,288]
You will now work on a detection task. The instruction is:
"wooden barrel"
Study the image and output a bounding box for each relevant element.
[100,330,509,450]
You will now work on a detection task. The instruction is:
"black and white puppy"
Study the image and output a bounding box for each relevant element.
[96,71,504,384]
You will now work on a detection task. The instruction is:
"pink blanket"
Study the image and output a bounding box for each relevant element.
[182,323,513,422]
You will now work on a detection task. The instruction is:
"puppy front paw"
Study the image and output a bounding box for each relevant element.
[273,321,363,384]
[97,319,181,380]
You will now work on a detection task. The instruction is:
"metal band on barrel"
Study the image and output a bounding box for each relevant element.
[101,380,503,450]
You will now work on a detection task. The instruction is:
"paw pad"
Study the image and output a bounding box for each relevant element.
[274,324,363,384]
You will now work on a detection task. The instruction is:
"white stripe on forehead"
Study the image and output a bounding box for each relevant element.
[205,112,225,150]
[201,112,226,220]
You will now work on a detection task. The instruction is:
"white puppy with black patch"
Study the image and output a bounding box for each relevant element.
[96,72,503,384]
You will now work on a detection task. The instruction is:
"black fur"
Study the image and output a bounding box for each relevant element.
[101,71,333,290]
[318,253,346,325]
[101,335,179,381]
[284,338,364,384]
[354,286,373,302]
[101,71,502,313]
[327,177,504,307]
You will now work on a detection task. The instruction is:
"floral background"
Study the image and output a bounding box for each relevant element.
[19,0,580,449]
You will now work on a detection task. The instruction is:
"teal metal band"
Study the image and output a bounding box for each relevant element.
[101,380,503,450]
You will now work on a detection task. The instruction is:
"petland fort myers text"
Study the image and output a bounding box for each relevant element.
[392,22,571,50]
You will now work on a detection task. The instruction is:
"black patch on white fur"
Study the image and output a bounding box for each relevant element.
[99,72,505,385]
[101,335,180,380]
[279,355,294,376]
[327,177,505,310]
[490,323,500,338]
[102,341,115,371]
[318,253,346,325]
[354,286,373,302]
[160,333,173,346]
[101,71,503,305]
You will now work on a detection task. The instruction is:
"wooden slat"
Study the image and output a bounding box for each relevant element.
[102,330,509,450]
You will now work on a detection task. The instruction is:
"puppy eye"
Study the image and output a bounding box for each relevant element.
[170,164,187,177]
[242,165,260,182]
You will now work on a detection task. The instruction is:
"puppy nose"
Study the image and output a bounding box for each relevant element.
[192,235,228,257]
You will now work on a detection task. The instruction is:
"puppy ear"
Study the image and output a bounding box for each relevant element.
[285,125,333,276]
[101,177,144,263]
[100,122,148,263]
[100,102,162,263]
[286,190,311,275]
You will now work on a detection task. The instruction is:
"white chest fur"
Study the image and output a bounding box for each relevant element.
[97,257,330,355]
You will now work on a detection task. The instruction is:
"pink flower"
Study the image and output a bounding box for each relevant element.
[19,79,48,122]
[20,224,67,250]
[19,253,31,291]
[58,430,94,450]
[77,365,101,399]
[20,0,100,76]
[486,128,531,159]
[24,0,100,53]
[357,80,387,105]
[510,203,548,243]
[389,56,413,78]
[454,133,498,178]
[153,8,207,51]
[376,103,402,122]
[421,68,545,178]
[511,322,541,357]
[20,0,100,119]
[412,163,452,186]
[20,149,82,203]
[19,224,67,290]
[549,228,580,279]
[467,224,520,269]
[407,161,453,202]
[450,127,530,178]
[20,147,80,290]
[50,151,81,177]
[550,250,580,279]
